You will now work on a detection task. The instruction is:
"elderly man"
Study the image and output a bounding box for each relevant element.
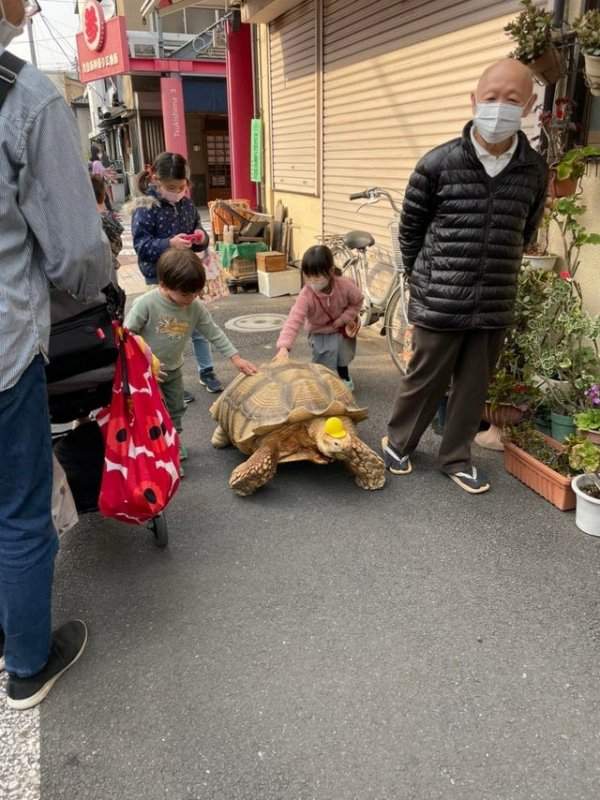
[382,59,548,494]
[0,0,112,708]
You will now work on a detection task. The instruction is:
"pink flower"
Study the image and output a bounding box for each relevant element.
[560,270,572,281]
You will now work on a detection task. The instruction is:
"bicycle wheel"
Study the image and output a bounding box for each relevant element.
[384,276,414,373]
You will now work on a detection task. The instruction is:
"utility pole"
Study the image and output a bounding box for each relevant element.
[27,19,37,67]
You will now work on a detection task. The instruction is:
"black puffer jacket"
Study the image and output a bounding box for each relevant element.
[401,122,548,330]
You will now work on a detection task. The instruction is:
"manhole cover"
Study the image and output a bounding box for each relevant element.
[225,313,287,333]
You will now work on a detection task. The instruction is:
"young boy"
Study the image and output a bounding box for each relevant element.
[91,174,123,272]
[125,249,257,474]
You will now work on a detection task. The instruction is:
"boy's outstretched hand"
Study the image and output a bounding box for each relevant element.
[231,355,258,376]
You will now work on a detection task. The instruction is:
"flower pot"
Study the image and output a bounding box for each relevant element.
[522,254,558,271]
[528,46,565,86]
[474,424,504,451]
[551,411,576,442]
[578,428,600,446]
[534,413,552,437]
[504,438,575,511]
[572,474,600,536]
[483,402,526,428]
[549,172,578,198]
[583,53,600,97]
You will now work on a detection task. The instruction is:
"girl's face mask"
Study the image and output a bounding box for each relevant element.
[306,278,330,292]
[159,187,186,204]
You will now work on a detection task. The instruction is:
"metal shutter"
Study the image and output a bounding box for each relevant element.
[141,116,166,165]
[322,0,542,244]
[269,0,319,195]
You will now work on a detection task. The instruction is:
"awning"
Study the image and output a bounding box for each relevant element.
[240,0,303,23]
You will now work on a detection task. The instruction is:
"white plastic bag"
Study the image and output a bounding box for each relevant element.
[52,454,78,536]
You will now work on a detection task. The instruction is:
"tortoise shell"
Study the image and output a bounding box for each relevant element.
[210,361,368,454]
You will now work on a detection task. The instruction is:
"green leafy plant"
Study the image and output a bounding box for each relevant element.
[487,369,540,410]
[505,0,555,63]
[573,9,600,56]
[574,408,600,431]
[554,146,600,182]
[568,438,600,473]
[549,195,600,286]
[515,272,600,415]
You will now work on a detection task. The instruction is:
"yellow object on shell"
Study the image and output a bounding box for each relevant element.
[324,416,347,439]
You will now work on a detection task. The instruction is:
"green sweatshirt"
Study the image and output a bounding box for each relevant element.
[125,289,238,371]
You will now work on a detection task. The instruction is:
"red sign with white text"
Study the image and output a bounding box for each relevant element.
[77,14,130,83]
[160,77,189,160]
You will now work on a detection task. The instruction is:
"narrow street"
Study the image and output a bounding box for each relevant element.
[3,274,600,799]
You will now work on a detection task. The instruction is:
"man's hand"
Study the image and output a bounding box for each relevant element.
[170,234,192,250]
[231,355,258,376]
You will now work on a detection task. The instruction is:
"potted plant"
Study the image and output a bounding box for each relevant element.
[569,438,600,535]
[522,211,557,269]
[574,385,600,444]
[504,423,575,510]
[573,9,600,96]
[505,0,564,85]
[550,146,600,197]
[516,272,600,441]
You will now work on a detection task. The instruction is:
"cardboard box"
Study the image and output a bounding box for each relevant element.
[256,251,287,273]
[258,267,301,298]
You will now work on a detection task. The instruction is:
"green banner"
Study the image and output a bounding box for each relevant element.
[251,118,263,184]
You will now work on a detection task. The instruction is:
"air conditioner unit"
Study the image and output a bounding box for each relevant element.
[130,41,159,58]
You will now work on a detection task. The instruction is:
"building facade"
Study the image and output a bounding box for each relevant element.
[243,0,600,313]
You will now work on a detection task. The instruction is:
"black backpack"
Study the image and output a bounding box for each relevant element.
[1,52,125,417]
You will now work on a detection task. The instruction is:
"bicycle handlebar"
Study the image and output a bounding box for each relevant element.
[349,187,402,214]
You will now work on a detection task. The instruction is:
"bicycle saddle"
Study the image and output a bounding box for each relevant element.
[344,230,375,250]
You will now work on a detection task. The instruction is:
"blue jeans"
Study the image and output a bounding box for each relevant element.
[192,330,214,374]
[0,356,58,677]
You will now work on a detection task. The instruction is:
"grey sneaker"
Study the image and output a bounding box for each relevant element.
[381,436,412,475]
[199,369,223,394]
[183,390,195,406]
[447,465,490,494]
[6,620,88,710]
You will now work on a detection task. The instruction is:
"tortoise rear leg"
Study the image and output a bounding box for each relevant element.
[211,425,230,449]
[230,444,279,496]
[346,436,386,490]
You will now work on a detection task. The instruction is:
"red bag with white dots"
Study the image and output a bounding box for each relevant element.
[96,327,180,524]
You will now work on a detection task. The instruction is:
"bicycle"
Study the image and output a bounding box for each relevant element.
[327,187,414,374]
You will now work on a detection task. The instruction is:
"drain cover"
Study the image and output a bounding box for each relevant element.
[225,313,287,333]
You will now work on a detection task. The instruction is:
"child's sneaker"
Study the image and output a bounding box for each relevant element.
[179,444,188,461]
[199,369,223,394]
[178,463,185,478]
[381,436,412,475]
[343,377,355,392]
[183,390,195,406]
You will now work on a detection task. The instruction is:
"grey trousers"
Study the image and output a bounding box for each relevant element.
[309,332,356,371]
[387,326,506,473]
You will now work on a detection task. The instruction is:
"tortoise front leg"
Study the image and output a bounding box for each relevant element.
[346,436,386,490]
[229,444,279,496]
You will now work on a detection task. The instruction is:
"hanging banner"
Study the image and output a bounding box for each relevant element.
[251,118,263,183]
[160,76,189,161]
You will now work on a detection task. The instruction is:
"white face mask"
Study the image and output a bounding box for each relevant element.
[160,188,186,204]
[474,101,524,144]
[307,278,329,292]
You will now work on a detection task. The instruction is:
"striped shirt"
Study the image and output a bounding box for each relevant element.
[0,59,112,391]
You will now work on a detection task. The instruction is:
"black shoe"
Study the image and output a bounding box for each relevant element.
[0,629,4,673]
[381,436,412,475]
[199,369,223,394]
[6,620,88,710]
[183,390,195,406]
[447,465,490,494]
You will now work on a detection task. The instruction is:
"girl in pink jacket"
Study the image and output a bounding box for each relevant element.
[276,245,363,390]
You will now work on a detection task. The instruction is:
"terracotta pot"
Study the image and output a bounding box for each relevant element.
[578,428,600,446]
[504,437,575,511]
[528,46,565,86]
[584,53,600,97]
[549,171,578,198]
[483,402,526,428]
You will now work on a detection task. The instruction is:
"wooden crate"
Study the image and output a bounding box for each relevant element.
[230,257,257,279]
[256,251,287,273]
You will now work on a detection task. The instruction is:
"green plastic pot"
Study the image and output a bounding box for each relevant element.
[534,413,552,437]
[551,411,576,442]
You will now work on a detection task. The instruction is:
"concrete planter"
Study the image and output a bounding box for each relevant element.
[572,475,600,536]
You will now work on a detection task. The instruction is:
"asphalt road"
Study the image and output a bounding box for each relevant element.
[36,291,600,800]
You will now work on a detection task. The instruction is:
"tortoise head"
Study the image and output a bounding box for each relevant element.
[311,416,353,460]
